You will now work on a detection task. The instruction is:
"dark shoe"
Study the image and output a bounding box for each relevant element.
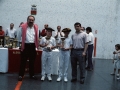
[71,78,77,82]
[87,68,93,71]
[85,67,89,69]
[80,79,84,84]
[30,76,38,80]
[18,76,23,81]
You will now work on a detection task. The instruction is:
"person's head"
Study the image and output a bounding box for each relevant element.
[10,23,14,29]
[80,27,85,31]
[62,28,71,37]
[74,22,81,32]
[57,26,61,32]
[44,24,48,29]
[19,22,24,27]
[0,26,2,31]
[115,44,120,51]
[86,27,92,34]
[27,15,35,27]
[46,27,54,37]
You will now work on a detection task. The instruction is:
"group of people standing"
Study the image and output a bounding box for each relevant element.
[12,15,94,84]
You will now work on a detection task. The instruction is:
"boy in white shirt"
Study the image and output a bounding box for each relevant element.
[57,28,72,82]
[40,27,56,81]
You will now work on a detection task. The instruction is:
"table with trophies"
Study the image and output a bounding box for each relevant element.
[0,36,60,75]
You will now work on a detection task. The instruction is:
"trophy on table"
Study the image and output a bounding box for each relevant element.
[8,38,14,49]
[61,37,65,50]
[4,36,10,48]
[0,39,3,48]
[12,38,18,48]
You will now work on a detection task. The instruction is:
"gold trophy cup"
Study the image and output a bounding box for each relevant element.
[13,38,18,48]
[4,36,10,48]
[0,39,3,48]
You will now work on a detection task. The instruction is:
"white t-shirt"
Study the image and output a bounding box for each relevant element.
[88,32,94,45]
[58,37,72,49]
[40,36,56,50]
[6,28,16,38]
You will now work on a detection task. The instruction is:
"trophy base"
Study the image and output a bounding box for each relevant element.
[4,45,8,48]
[0,45,3,48]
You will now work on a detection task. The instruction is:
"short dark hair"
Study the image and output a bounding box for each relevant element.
[0,26,2,28]
[115,44,120,49]
[27,15,35,21]
[86,27,92,32]
[74,22,81,27]
[57,26,61,28]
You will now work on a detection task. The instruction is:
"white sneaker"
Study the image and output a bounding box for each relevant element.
[64,77,68,82]
[116,74,119,77]
[117,77,120,80]
[47,76,52,81]
[57,77,62,82]
[41,76,45,81]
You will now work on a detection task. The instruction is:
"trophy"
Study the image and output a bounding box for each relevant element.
[8,38,14,49]
[4,36,10,48]
[61,37,65,50]
[12,38,18,48]
[45,37,51,50]
[0,39,3,48]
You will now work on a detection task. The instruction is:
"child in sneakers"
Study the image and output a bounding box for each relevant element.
[56,28,72,82]
[111,44,120,78]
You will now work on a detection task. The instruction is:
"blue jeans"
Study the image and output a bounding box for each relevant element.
[71,49,85,79]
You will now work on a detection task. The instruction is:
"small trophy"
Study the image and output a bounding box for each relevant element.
[13,38,18,48]
[4,36,10,48]
[45,37,51,50]
[0,39,3,48]
[61,37,65,50]
[8,38,14,49]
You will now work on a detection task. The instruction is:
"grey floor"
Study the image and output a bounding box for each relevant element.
[0,59,120,90]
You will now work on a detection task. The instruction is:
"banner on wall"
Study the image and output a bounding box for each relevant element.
[31,5,37,15]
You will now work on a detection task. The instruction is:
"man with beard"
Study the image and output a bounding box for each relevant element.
[17,15,39,81]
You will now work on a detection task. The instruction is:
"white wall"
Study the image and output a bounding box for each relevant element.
[0,0,120,59]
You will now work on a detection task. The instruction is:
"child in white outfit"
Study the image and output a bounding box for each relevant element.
[111,44,120,79]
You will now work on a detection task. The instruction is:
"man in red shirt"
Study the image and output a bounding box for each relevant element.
[0,26,5,36]
[40,24,48,37]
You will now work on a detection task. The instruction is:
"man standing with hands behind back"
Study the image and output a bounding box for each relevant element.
[71,22,88,84]
[17,15,39,81]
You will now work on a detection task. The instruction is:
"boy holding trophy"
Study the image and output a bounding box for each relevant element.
[40,27,56,81]
[57,28,72,82]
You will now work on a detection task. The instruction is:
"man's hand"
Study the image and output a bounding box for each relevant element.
[82,52,86,56]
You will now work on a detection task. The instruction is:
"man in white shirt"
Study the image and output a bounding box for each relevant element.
[17,15,39,81]
[6,23,17,38]
[54,26,64,40]
[57,28,72,82]
[86,27,94,71]
[40,27,56,81]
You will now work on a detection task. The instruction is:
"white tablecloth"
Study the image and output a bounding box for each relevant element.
[0,48,8,73]
[46,49,59,75]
